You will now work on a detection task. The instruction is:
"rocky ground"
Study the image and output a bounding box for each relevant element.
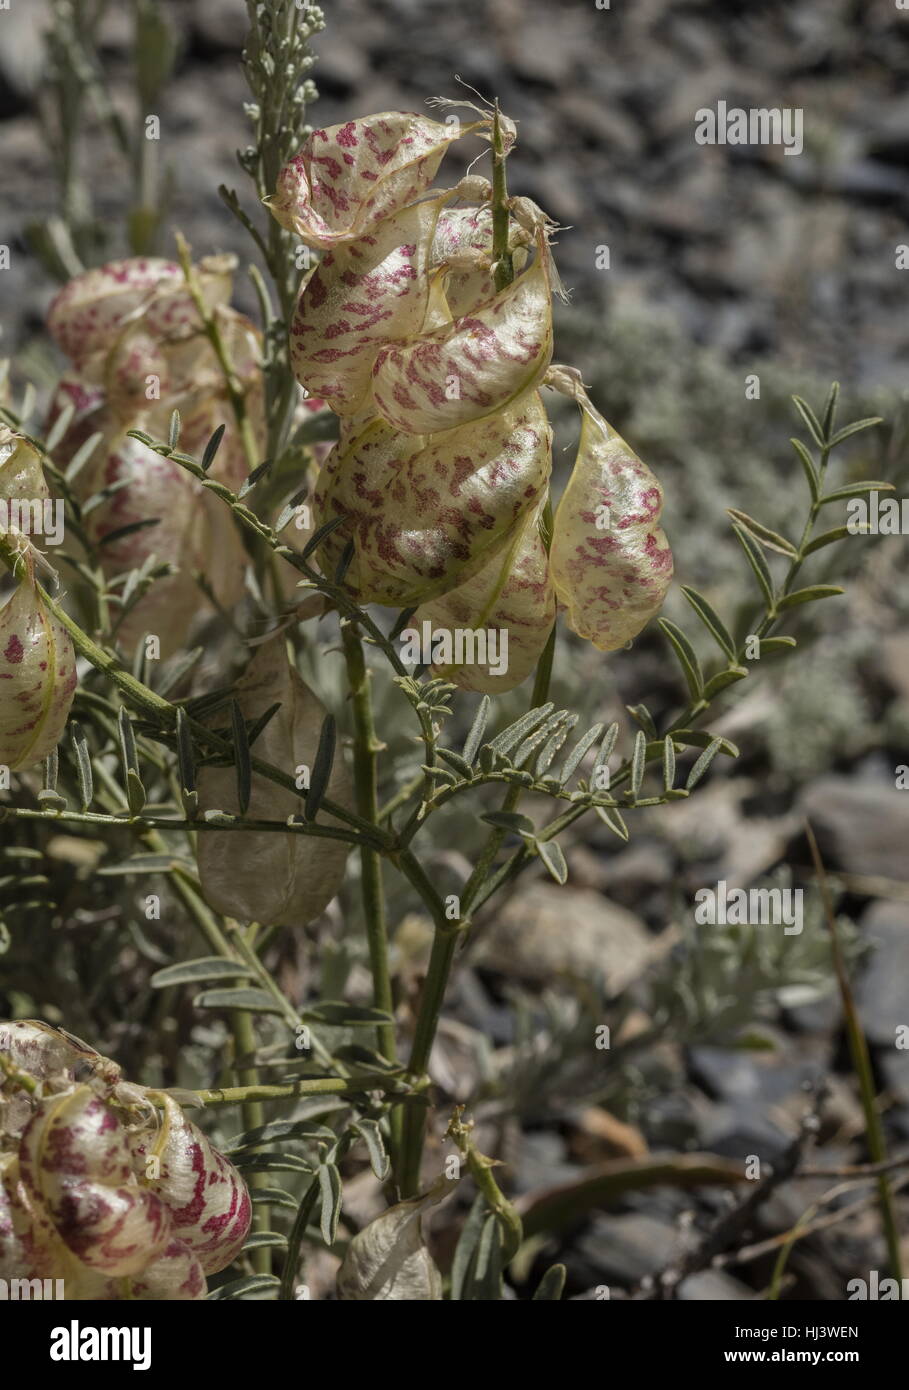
[1,0,908,1299]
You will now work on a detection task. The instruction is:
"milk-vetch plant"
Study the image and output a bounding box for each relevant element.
[0,1,894,1300]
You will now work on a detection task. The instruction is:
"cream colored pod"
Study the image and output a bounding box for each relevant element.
[547,372,673,651]
[268,111,488,248]
[313,390,552,607]
[0,428,77,771]
[337,1178,451,1300]
[44,256,263,658]
[77,431,248,660]
[196,641,355,927]
[0,1020,251,1300]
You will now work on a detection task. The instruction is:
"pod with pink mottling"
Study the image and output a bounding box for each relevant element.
[429,203,529,319]
[549,393,673,652]
[269,111,484,248]
[131,1094,251,1276]
[48,256,236,374]
[0,1153,67,1284]
[371,237,553,436]
[289,197,447,417]
[17,1088,173,1277]
[0,1020,120,1091]
[47,258,183,369]
[44,375,107,471]
[0,577,77,772]
[128,1238,207,1300]
[82,433,247,658]
[314,389,552,606]
[413,498,556,693]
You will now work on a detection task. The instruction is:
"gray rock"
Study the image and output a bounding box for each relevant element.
[799,777,909,881]
[574,1212,677,1286]
[0,0,50,102]
[855,900,909,1046]
[189,0,249,52]
[476,883,653,991]
[677,1269,755,1300]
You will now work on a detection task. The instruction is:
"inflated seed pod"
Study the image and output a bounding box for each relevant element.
[128,1238,206,1301]
[370,232,553,437]
[0,1021,252,1298]
[313,389,552,606]
[414,497,556,694]
[46,256,233,372]
[0,1153,61,1283]
[0,575,77,772]
[0,1020,119,1091]
[337,1181,450,1301]
[548,374,673,650]
[128,1094,250,1276]
[288,196,447,417]
[17,1087,173,1278]
[81,432,248,659]
[196,640,355,927]
[270,111,485,248]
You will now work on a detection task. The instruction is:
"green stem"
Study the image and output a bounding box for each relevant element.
[491,103,514,293]
[197,1074,405,1105]
[231,1005,270,1276]
[448,1111,522,1261]
[341,622,401,1166]
[175,233,260,473]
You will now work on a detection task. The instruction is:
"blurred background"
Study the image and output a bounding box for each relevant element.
[2,0,909,1300]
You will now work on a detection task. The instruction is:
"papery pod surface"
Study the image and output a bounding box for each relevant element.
[0,426,50,510]
[414,499,555,693]
[314,390,551,606]
[430,203,529,319]
[128,1237,206,1300]
[17,1087,172,1277]
[270,112,479,247]
[289,198,447,417]
[47,258,183,368]
[371,237,553,436]
[0,1153,67,1283]
[336,1182,448,1301]
[550,399,672,650]
[0,572,77,771]
[0,1020,118,1091]
[82,434,247,658]
[128,1095,250,1276]
[196,641,355,927]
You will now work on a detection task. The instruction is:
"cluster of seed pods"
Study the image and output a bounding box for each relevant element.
[270,111,674,691]
[0,1020,250,1299]
[44,254,265,659]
